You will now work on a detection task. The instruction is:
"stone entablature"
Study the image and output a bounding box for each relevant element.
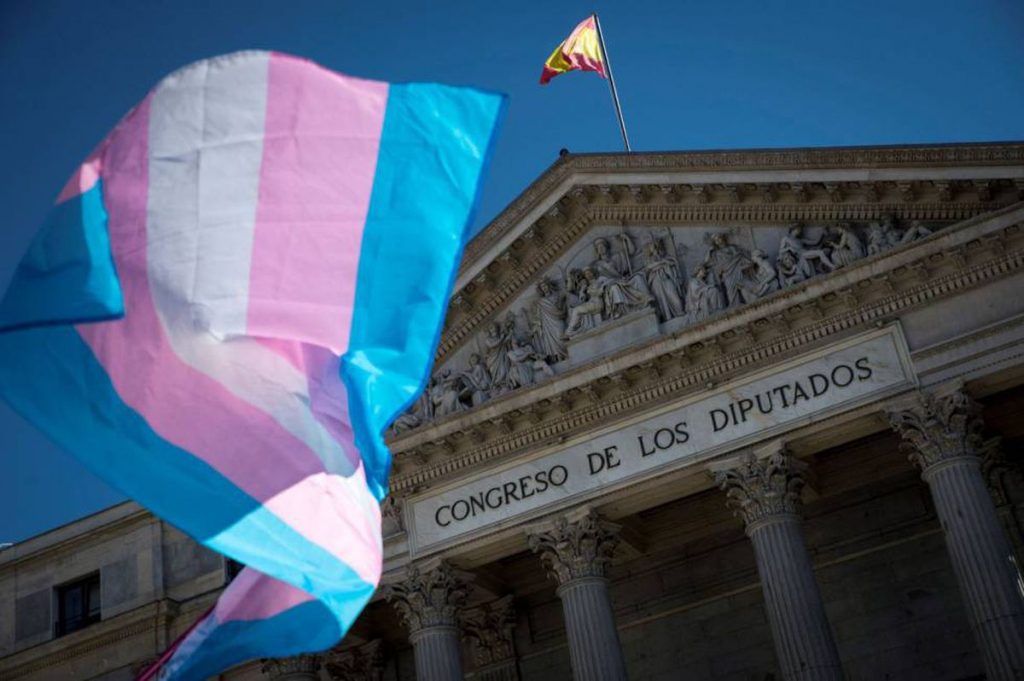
[386,200,1024,496]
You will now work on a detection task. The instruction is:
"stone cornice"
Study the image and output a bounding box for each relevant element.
[388,203,1024,494]
[461,142,1024,275]
[0,506,154,572]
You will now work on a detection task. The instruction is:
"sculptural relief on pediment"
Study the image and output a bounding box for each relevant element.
[390,215,935,434]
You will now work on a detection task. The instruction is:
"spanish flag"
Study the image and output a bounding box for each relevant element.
[540,15,607,85]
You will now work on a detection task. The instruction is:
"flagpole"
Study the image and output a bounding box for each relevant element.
[593,12,632,152]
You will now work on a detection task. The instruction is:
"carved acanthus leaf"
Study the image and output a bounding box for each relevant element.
[382,561,470,633]
[888,388,985,471]
[528,509,620,584]
[714,448,806,528]
[462,595,517,667]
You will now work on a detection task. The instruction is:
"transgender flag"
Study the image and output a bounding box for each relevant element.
[0,52,504,678]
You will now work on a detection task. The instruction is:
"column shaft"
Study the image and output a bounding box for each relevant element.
[925,458,1024,679]
[411,625,464,681]
[890,390,1024,680]
[558,577,628,681]
[748,516,843,681]
[713,446,845,681]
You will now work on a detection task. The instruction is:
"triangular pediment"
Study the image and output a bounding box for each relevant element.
[387,142,1024,463]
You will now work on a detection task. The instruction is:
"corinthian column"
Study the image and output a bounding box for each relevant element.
[384,561,469,681]
[712,446,843,681]
[528,508,627,681]
[890,389,1024,680]
[261,654,322,680]
[462,595,520,681]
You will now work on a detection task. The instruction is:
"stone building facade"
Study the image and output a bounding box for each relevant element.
[3,142,1024,680]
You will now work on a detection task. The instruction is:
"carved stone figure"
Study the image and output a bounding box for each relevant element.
[483,320,512,392]
[531,277,567,362]
[505,318,537,389]
[432,368,465,418]
[828,223,865,268]
[867,215,932,255]
[902,220,932,243]
[591,236,652,319]
[685,265,724,323]
[744,249,779,298]
[778,223,835,278]
[390,388,432,434]
[776,249,808,288]
[641,239,685,321]
[460,353,492,407]
[866,221,889,256]
[702,233,754,308]
[565,268,605,337]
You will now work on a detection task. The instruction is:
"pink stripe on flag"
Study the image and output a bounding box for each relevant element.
[215,569,315,622]
[74,94,381,583]
[246,53,388,354]
[56,153,103,204]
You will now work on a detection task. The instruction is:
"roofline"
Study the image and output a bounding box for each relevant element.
[461,140,1024,273]
[0,500,143,567]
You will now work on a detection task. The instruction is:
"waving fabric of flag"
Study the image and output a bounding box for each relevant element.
[0,51,504,679]
[539,15,607,84]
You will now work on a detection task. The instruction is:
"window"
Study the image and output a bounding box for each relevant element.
[54,573,100,637]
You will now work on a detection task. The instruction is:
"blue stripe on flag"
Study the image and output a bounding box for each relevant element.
[343,83,506,500]
[0,323,374,622]
[0,181,123,331]
[165,600,340,680]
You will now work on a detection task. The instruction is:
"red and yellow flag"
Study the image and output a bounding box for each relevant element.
[540,15,607,85]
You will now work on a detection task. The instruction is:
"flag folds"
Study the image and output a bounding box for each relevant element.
[0,51,504,679]
[540,15,607,84]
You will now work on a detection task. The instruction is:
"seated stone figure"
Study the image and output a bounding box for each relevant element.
[565,268,605,337]
[431,368,466,418]
[778,224,835,277]
[867,215,932,255]
[591,236,652,319]
[828,223,865,268]
[685,265,725,323]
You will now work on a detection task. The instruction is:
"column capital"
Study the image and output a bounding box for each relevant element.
[712,444,807,529]
[527,508,620,585]
[324,639,385,681]
[383,560,470,635]
[888,388,985,472]
[261,653,322,678]
[462,594,517,669]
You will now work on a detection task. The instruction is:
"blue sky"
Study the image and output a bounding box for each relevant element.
[1,0,1023,542]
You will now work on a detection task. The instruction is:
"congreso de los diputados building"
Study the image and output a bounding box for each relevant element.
[3,142,1024,681]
